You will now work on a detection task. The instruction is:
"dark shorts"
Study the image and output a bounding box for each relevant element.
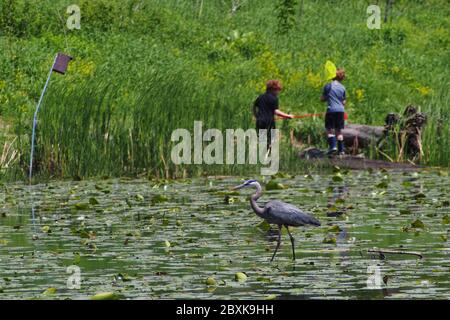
[256,119,275,131]
[325,112,345,130]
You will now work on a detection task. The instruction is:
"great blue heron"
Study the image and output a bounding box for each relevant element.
[233,180,321,261]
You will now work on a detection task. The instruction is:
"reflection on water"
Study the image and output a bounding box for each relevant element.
[0,170,449,299]
[327,185,349,217]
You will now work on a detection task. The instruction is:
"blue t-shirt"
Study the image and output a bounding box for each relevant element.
[322,81,346,113]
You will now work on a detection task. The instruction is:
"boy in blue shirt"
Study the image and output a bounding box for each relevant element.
[320,69,347,155]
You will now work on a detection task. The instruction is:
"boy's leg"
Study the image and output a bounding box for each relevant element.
[257,120,271,152]
[325,113,337,154]
[336,130,344,154]
[267,124,273,150]
[336,113,345,155]
[327,129,337,155]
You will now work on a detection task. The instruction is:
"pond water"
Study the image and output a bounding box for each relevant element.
[0,169,449,299]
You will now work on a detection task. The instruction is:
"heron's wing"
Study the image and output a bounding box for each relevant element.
[265,200,321,226]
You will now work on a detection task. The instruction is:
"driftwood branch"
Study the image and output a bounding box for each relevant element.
[368,248,423,259]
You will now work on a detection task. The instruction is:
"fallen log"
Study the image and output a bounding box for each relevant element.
[342,124,384,149]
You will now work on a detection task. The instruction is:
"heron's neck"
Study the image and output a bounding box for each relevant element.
[250,183,265,218]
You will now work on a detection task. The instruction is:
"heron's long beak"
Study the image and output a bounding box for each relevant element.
[232,183,246,190]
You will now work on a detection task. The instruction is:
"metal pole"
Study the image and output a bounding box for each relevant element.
[29,54,57,184]
[31,204,37,236]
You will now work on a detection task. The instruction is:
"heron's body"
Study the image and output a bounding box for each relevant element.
[263,200,321,227]
[234,180,321,261]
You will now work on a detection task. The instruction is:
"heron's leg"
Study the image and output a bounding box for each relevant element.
[270,225,282,262]
[285,226,296,261]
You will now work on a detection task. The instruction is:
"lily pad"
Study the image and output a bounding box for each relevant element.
[438,170,448,177]
[256,220,271,231]
[332,173,344,182]
[90,292,121,300]
[323,236,337,244]
[327,225,341,233]
[135,194,145,201]
[152,194,168,204]
[413,193,426,200]
[43,287,57,295]
[206,277,217,286]
[272,172,291,179]
[402,181,413,188]
[89,197,99,205]
[266,180,286,190]
[235,272,247,282]
[411,219,425,229]
[256,277,271,283]
[74,203,90,210]
[224,195,236,204]
[376,181,389,188]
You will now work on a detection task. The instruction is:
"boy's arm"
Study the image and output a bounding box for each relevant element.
[320,83,331,102]
[275,109,294,119]
[252,96,259,118]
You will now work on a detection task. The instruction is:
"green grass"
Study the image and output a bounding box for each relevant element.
[0,0,448,181]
